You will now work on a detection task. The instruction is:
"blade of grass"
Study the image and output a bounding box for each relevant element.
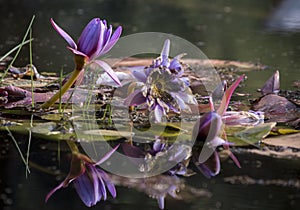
[29,28,35,108]
[6,126,30,174]
[59,67,63,113]
[1,15,35,81]
[0,39,32,62]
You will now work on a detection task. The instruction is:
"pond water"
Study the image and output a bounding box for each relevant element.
[0,0,299,210]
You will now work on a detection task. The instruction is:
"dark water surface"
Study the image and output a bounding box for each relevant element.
[0,0,300,210]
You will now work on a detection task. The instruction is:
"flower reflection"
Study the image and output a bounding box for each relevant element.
[110,174,211,209]
[46,146,118,207]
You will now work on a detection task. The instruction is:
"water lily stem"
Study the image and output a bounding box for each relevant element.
[41,55,86,109]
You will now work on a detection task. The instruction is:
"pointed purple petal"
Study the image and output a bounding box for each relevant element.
[196,151,220,178]
[228,151,241,168]
[130,66,147,83]
[192,112,222,142]
[124,90,146,106]
[45,182,64,202]
[100,24,112,51]
[153,139,165,153]
[99,26,122,56]
[95,144,120,165]
[154,104,164,123]
[73,174,95,207]
[87,165,101,204]
[160,39,170,67]
[77,18,103,58]
[96,173,107,201]
[157,196,165,209]
[169,53,186,75]
[97,170,117,198]
[261,70,280,95]
[217,74,244,116]
[67,46,89,58]
[93,60,121,86]
[50,18,77,49]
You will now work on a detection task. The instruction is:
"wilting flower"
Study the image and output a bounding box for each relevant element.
[42,18,121,109]
[45,146,119,207]
[192,75,245,178]
[124,39,196,122]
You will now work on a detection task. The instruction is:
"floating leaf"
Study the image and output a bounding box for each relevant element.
[226,122,276,146]
[262,133,300,149]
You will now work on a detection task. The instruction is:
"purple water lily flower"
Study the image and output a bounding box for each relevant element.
[192,75,245,178]
[51,18,122,85]
[41,18,122,109]
[45,146,119,207]
[124,39,196,122]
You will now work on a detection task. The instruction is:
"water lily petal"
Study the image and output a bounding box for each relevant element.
[97,169,117,198]
[124,89,146,106]
[45,182,64,203]
[154,104,164,123]
[130,66,148,83]
[261,70,280,95]
[67,46,89,58]
[93,60,121,85]
[160,39,170,67]
[73,173,96,207]
[100,26,122,56]
[96,173,107,201]
[196,151,220,178]
[192,112,223,142]
[217,74,244,116]
[95,144,120,165]
[50,18,77,49]
[78,18,103,58]
[157,196,165,210]
[169,53,186,75]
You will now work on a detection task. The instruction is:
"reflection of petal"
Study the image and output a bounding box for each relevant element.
[196,151,220,178]
[45,182,64,203]
[74,173,97,207]
[97,169,117,198]
[157,196,165,210]
[95,144,120,165]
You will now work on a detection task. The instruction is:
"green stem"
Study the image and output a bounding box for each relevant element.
[41,69,82,109]
[66,140,79,153]
[41,54,87,109]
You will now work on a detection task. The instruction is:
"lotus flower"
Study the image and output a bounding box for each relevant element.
[42,18,121,109]
[45,146,119,207]
[124,39,196,122]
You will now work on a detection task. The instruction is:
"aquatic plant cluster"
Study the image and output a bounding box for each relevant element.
[39,17,248,209]
[1,17,288,210]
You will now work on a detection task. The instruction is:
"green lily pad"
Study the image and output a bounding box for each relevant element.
[226,122,277,146]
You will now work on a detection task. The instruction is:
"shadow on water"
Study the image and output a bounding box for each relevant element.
[1,0,300,209]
